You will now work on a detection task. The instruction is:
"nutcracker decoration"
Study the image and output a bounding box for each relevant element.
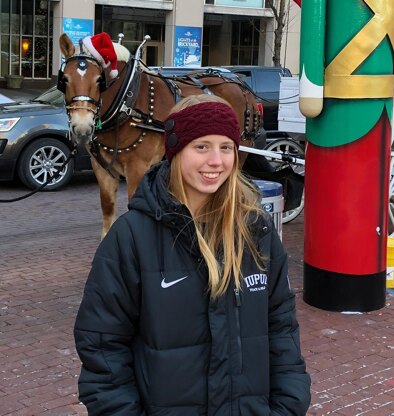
[299,0,393,311]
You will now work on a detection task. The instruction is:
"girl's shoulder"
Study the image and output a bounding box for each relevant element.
[248,210,274,235]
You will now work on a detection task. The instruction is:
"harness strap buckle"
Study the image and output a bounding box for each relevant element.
[120,102,132,116]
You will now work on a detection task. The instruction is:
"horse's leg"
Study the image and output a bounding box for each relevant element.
[91,159,119,239]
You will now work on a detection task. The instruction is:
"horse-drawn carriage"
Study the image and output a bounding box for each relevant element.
[58,32,304,237]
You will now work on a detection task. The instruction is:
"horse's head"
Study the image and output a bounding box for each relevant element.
[58,33,106,145]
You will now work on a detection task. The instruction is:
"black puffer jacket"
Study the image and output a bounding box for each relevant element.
[74,161,311,416]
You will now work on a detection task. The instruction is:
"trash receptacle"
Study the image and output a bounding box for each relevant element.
[252,180,284,239]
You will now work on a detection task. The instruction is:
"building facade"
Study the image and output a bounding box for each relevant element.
[0,0,301,86]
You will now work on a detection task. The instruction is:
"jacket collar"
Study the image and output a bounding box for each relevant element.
[128,161,200,255]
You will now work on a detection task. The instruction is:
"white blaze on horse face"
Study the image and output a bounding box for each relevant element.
[77,68,87,77]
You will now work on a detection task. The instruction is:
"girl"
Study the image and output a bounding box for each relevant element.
[74,94,311,415]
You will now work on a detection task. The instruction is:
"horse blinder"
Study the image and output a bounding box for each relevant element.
[57,62,67,94]
[57,70,67,94]
[97,73,107,93]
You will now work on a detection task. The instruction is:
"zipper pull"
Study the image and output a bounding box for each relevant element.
[234,288,241,307]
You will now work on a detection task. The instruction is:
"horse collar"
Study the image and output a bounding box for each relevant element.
[97,131,146,154]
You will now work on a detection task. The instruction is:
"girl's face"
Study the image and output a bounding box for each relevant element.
[179,134,235,215]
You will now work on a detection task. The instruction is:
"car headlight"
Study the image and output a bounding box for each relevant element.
[0,117,20,132]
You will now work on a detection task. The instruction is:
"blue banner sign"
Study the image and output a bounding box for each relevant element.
[62,18,94,46]
[174,26,202,67]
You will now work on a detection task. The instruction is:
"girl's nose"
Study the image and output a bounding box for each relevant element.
[207,149,222,165]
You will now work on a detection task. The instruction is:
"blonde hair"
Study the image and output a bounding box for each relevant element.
[168,95,264,298]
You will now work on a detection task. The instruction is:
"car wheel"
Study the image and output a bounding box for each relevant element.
[17,138,74,191]
[264,138,305,224]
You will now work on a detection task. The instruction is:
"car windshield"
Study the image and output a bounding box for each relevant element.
[32,86,64,106]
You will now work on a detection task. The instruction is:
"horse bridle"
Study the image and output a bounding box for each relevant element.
[57,41,106,124]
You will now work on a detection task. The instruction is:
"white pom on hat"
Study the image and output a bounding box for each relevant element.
[82,32,119,78]
[109,69,118,78]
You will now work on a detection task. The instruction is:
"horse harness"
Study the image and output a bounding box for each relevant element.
[97,64,262,148]
[57,40,134,176]
[124,69,262,145]
[59,47,262,175]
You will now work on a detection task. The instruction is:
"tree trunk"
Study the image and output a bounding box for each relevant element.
[265,0,288,66]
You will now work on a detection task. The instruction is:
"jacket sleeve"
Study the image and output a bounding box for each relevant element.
[74,216,145,416]
[265,223,311,415]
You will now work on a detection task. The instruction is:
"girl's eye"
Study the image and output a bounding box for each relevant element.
[195,144,207,150]
[221,145,234,151]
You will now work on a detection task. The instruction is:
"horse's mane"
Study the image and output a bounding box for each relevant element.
[113,43,130,63]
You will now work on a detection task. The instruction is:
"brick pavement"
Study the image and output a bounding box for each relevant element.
[283,223,394,416]
[0,175,393,415]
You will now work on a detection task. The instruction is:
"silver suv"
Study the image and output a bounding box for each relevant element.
[0,87,90,191]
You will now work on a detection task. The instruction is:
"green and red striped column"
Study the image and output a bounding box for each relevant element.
[299,0,393,311]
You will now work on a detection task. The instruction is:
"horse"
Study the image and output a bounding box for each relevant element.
[58,33,264,238]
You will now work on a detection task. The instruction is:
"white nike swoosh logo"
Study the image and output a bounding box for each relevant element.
[161,276,188,288]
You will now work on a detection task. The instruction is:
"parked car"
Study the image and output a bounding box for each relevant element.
[0,94,14,104]
[0,86,91,191]
[223,65,292,135]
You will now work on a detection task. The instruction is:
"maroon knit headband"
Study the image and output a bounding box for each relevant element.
[164,101,241,162]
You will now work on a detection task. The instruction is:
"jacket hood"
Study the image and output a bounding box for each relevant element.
[128,161,179,219]
[128,161,199,253]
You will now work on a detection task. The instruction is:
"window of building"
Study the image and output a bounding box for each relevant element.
[95,5,165,62]
[202,26,210,66]
[0,0,53,79]
[231,20,259,65]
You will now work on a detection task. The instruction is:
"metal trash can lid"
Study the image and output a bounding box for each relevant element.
[252,180,283,197]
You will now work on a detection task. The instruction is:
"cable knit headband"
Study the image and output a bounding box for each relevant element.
[164,101,241,162]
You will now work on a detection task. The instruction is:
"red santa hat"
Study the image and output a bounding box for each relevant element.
[82,32,118,78]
